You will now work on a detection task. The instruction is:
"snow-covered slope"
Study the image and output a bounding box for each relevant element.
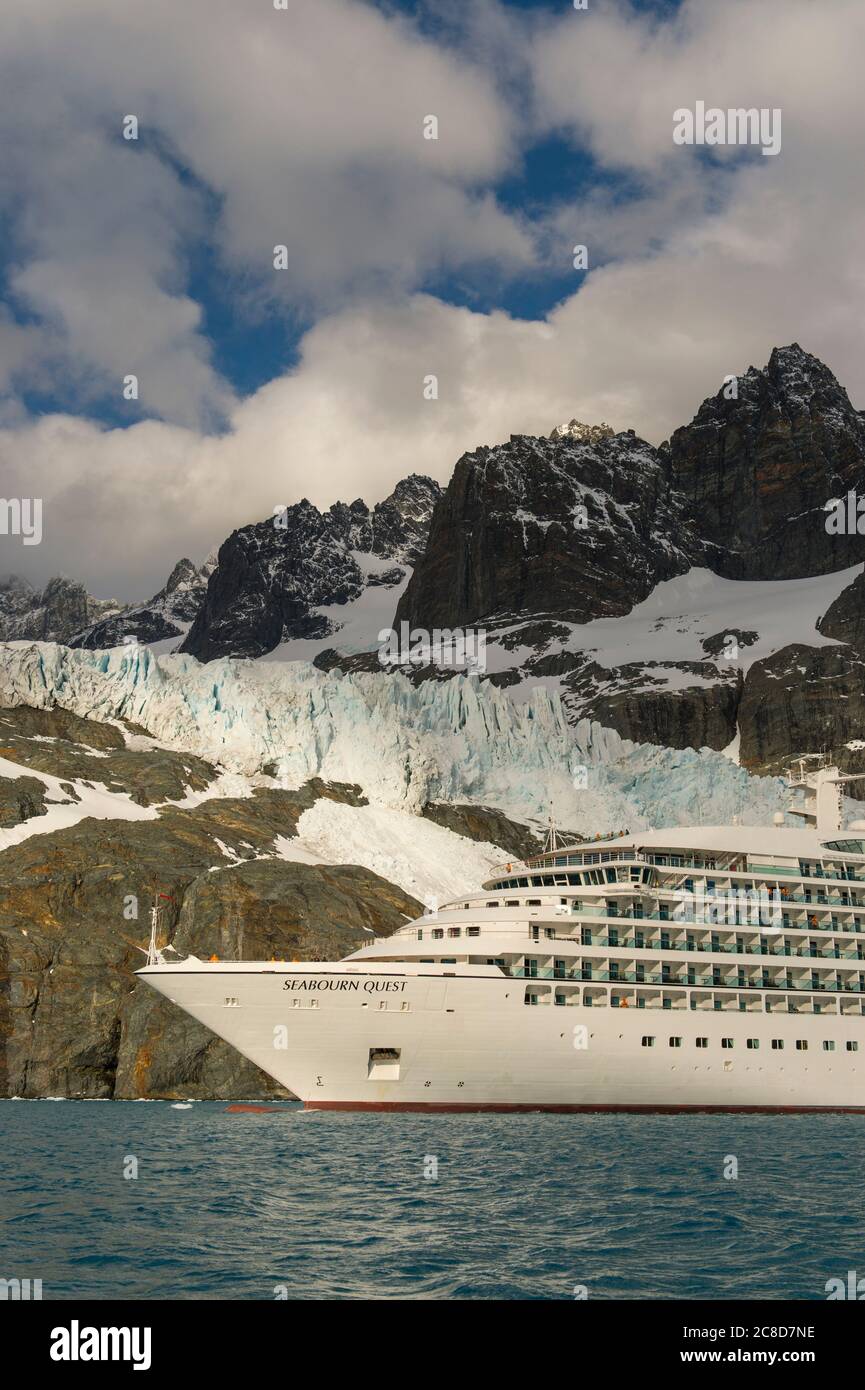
[275,801,505,905]
[0,641,800,835]
[487,564,857,690]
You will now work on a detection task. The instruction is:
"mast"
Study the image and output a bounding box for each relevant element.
[542,813,559,855]
[145,889,175,965]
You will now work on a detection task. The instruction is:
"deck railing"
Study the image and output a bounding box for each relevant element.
[514,965,865,994]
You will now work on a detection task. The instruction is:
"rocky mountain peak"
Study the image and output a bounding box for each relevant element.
[395,427,701,635]
[69,555,214,650]
[667,344,865,580]
[549,419,615,444]
[180,476,442,662]
[0,573,124,644]
[161,558,200,595]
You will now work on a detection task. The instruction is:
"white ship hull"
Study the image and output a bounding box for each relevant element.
[138,962,865,1112]
[140,777,865,1112]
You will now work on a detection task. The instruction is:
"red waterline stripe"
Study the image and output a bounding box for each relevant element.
[305,1101,865,1114]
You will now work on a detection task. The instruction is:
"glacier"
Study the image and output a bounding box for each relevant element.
[0,640,806,837]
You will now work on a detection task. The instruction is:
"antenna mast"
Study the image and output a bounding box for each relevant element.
[145,889,175,965]
[542,813,559,855]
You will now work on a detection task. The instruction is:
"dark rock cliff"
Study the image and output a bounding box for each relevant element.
[666,344,865,579]
[181,474,441,662]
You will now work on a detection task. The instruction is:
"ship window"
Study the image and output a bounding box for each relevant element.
[447,927,461,938]
[695,1038,708,1048]
[223,997,239,1007]
[527,899,541,906]
[747,1038,759,1050]
[467,926,480,938]
[524,990,539,1006]
[847,1041,859,1052]
[823,1040,836,1051]
[796,1040,808,1051]
[506,900,519,907]
[416,930,423,940]
[432,929,443,939]
[669,1037,682,1048]
[486,901,499,907]
[641,1036,655,1047]
[721,1038,734,1049]
[771,1039,784,1050]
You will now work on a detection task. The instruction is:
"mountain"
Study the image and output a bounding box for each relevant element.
[666,344,865,580]
[395,428,703,638]
[181,474,442,662]
[390,345,865,771]
[70,555,216,650]
[0,574,125,643]
[11,344,865,779]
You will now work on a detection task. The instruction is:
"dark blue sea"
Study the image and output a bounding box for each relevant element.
[1,1103,863,1300]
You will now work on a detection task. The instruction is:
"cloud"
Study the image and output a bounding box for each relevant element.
[0,0,533,429]
[2,0,865,601]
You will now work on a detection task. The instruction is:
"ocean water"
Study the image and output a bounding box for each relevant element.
[1,1102,864,1301]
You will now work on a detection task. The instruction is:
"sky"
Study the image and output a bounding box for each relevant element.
[0,0,864,600]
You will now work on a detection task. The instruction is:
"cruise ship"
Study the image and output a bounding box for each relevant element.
[139,764,865,1111]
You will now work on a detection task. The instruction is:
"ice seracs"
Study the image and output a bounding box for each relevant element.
[0,640,800,831]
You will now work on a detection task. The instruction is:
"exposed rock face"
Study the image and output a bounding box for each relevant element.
[817,565,865,651]
[737,644,865,779]
[396,431,701,633]
[0,709,422,1099]
[421,803,544,861]
[0,575,124,643]
[0,774,48,826]
[0,705,217,806]
[666,344,865,579]
[113,858,419,1100]
[562,658,741,752]
[181,474,441,662]
[70,556,215,650]
[549,419,615,444]
[387,346,865,765]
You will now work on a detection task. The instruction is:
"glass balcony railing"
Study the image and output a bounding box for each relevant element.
[583,937,864,960]
[571,907,862,929]
[513,965,864,994]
